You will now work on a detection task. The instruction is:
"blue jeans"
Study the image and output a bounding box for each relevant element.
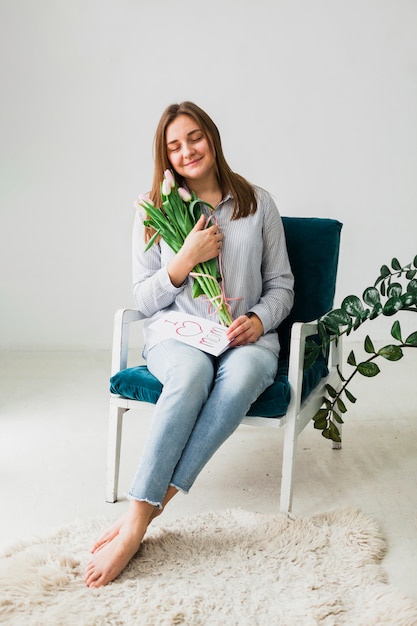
[128,339,278,507]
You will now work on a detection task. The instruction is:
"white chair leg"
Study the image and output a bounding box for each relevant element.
[280,419,298,515]
[332,422,342,449]
[106,404,126,503]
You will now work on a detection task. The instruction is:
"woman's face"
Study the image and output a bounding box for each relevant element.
[165,114,216,185]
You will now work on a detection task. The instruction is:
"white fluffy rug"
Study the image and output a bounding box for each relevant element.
[1,508,417,626]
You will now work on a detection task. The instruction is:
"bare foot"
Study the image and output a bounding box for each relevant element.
[84,501,153,588]
[90,506,165,555]
[90,486,178,555]
[90,514,127,554]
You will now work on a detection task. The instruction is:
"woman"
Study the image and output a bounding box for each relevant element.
[85,102,294,588]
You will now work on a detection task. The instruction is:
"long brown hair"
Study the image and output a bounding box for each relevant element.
[149,101,257,220]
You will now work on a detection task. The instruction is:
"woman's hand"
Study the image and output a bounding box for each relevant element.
[167,215,223,287]
[226,314,264,347]
[182,215,223,265]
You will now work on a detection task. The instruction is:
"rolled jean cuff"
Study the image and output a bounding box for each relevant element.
[127,492,163,510]
[170,481,189,496]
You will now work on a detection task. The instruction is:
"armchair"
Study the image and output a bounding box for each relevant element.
[107,217,343,514]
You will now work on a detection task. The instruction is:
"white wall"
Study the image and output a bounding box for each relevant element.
[1,0,416,349]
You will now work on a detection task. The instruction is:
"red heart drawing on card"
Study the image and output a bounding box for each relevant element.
[175,321,204,337]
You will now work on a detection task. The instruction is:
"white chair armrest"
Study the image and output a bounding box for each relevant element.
[111,308,145,375]
[287,321,318,408]
[287,319,342,414]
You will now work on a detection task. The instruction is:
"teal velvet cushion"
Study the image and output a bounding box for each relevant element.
[109,217,342,419]
[109,358,328,418]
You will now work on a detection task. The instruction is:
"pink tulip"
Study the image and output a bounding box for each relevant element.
[178,187,192,202]
[164,169,175,189]
[134,194,153,209]
[161,178,172,196]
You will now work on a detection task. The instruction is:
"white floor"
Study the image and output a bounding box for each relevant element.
[1,348,416,603]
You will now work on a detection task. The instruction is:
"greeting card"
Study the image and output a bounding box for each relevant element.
[148,311,231,356]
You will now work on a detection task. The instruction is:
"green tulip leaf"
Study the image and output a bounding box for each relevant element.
[378,345,403,361]
[357,361,380,377]
[144,228,161,251]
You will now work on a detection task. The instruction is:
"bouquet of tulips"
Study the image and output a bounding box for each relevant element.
[135,170,233,326]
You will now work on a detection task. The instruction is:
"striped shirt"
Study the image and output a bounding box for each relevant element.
[132,186,294,357]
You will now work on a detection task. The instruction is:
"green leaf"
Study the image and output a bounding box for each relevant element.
[369,303,383,320]
[192,280,205,299]
[387,283,402,298]
[336,397,347,414]
[407,279,417,295]
[144,228,161,251]
[380,264,391,278]
[326,384,337,398]
[401,293,414,307]
[332,410,344,424]
[405,331,417,346]
[414,255,417,269]
[383,297,402,316]
[391,258,402,271]
[406,269,417,280]
[314,415,329,430]
[363,287,381,307]
[341,295,364,318]
[364,335,375,354]
[347,350,357,366]
[336,365,345,381]
[344,388,357,403]
[328,421,341,443]
[357,361,381,377]
[391,320,402,342]
[322,309,351,335]
[377,345,403,361]
[314,409,329,421]
[304,343,321,369]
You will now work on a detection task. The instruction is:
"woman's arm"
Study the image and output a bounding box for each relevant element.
[132,210,223,316]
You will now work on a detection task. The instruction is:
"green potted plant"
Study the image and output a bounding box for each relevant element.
[305,256,417,442]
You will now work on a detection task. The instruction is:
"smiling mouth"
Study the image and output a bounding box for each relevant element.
[186,157,202,167]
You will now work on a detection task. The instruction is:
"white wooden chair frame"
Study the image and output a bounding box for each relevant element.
[106,308,342,515]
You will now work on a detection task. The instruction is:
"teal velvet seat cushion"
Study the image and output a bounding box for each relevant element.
[110,357,328,418]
